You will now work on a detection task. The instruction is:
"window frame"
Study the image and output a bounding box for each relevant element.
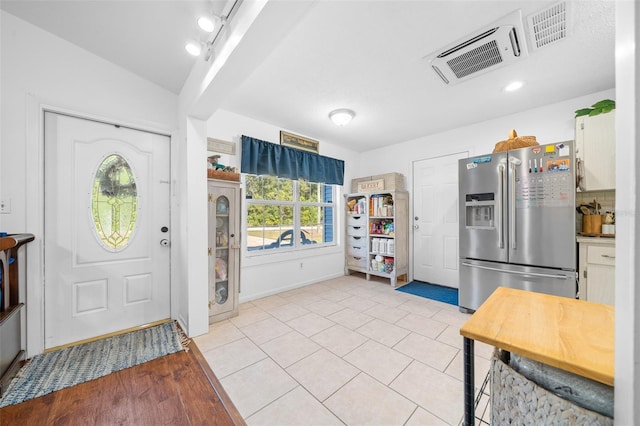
[244,175,337,255]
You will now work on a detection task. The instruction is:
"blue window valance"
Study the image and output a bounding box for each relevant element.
[241,135,344,185]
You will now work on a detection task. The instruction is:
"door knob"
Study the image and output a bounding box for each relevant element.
[160,239,170,247]
[414,224,419,230]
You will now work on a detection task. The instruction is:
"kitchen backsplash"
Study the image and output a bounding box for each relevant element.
[575,189,616,233]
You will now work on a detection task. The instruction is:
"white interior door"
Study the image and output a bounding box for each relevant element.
[412,152,467,288]
[44,112,171,349]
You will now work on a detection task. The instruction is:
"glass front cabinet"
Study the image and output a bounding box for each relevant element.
[208,179,241,323]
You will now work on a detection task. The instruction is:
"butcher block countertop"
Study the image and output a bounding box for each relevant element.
[460,287,614,386]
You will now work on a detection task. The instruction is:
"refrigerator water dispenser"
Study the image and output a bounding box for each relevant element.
[465,193,495,229]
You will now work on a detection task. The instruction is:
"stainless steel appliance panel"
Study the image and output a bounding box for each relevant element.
[508,142,575,269]
[459,259,577,311]
[458,152,508,263]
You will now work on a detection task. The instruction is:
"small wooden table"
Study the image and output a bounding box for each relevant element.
[0,233,35,395]
[459,287,614,426]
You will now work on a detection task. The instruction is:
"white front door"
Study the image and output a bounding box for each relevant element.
[412,152,467,288]
[44,112,171,349]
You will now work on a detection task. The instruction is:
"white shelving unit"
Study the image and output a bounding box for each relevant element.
[345,191,409,287]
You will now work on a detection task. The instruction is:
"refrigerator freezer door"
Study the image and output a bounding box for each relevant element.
[459,259,577,312]
[508,142,576,269]
[458,152,508,263]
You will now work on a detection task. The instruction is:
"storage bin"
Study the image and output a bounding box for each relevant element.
[378,239,387,254]
[371,238,379,253]
[347,225,366,237]
[347,236,365,247]
[491,352,613,425]
[351,172,405,192]
[346,256,367,269]
[348,245,367,257]
[347,215,366,227]
[386,239,395,255]
[384,258,394,273]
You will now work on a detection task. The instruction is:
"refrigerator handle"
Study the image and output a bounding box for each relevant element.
[508,158,521,250]
[497,163,505,249]
[461,262,570,280]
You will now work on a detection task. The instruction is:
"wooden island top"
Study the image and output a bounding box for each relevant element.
[460,286,614,386]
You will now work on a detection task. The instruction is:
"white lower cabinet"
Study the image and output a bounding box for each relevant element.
[578,238,615,305]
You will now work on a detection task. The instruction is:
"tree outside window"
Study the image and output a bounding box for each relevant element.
[246,175,335,252]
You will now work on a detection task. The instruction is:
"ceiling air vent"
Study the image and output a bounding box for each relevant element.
[426,11,528,85]
[526,2,571,51]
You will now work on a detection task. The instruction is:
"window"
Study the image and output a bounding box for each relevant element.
[245,175,336,252]
[91,154,138,251]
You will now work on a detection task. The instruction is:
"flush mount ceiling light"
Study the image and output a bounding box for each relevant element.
[329,109,355,126]
[504,81,524,92]
[185,40,202,56]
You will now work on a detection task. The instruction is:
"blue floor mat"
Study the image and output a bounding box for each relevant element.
[396,281,458,306]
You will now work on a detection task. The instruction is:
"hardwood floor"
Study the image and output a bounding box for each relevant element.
[0,342,245,425]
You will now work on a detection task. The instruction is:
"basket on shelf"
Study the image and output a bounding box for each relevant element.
[492,129,539,153]
[207,169,240,181]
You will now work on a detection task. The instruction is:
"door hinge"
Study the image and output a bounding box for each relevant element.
[584,270,587,278]
[208,194,212,202]
[208,247,211,256]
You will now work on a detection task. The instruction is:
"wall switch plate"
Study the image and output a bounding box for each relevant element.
[0,199,11,214]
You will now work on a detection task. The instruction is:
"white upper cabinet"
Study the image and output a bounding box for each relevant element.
[575,111,616,191]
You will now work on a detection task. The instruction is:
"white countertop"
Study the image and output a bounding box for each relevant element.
[576,235,615,245]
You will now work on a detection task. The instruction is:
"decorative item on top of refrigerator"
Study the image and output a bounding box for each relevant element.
[458,141,576,312]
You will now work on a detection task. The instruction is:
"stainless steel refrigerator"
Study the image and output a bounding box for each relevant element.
[458,141,577,312]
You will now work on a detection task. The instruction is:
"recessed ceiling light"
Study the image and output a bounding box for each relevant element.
[185,41,202,56]
[504,81,524,92]
[198,16,215,33]
[329,109,355,126]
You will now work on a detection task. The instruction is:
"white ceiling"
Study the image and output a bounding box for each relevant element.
[1,0,615,152]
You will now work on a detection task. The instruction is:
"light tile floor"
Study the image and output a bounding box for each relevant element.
[194,275,494,425]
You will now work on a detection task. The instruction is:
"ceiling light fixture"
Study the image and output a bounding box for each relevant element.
[185,41,202,57]
[329,109,355,126]
[198,16,217,33]
[186,0,239,60]
[504,81,524,92]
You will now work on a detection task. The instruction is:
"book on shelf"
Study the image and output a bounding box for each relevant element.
[369,194,393,217]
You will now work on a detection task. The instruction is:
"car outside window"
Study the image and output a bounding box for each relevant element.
[245,175,335,252]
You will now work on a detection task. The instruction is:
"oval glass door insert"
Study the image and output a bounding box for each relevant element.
[91,154,138,251]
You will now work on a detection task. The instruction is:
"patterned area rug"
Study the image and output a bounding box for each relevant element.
[0,321,184,408]
[396,281,459,306]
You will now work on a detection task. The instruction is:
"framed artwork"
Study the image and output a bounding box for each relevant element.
[280,131,319,154]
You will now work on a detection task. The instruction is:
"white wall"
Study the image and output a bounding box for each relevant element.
[356,85,640,419]
[614,1,638,422]
[0,11,179,356]
[176,0,318,337]
[354,88,616,180]
[207,109,359,301]
[355,88,615,279]
[211,92,617,302]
